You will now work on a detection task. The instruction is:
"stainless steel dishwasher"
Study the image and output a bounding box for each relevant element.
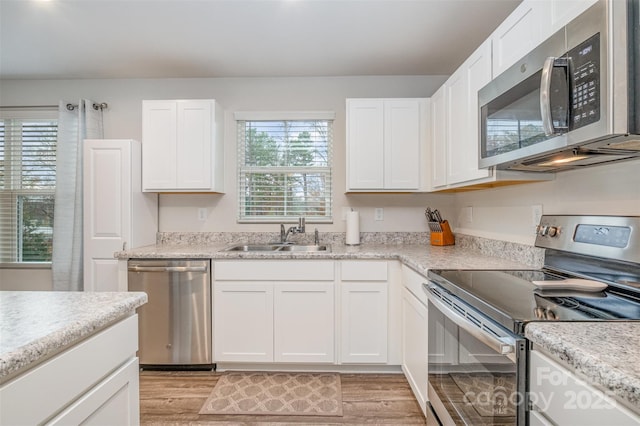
[128,259,212,367]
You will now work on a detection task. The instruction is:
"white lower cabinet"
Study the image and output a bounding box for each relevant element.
[340,261,389,364]
[0,315,140,425]
[213,261,335,364]
[275,283,334,363]
[529,350,640,425]
[341,282,388,363]
[401,287,429,416]
[213,282,274,362]
[401,265,429,416]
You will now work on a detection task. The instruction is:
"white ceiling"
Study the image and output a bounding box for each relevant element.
[0,0,521,80]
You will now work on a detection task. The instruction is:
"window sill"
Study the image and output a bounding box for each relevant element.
[0,262,52,270]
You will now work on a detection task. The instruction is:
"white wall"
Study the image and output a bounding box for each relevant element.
[2,75,638,247]
[452,160,640,245]
[0,76,455,239]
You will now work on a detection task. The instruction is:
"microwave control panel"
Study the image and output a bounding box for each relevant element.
[569,33,600,129]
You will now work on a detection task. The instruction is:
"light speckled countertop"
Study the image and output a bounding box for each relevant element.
[526,322,640,413]
[0,291,147,383]
[118,239,640,414]
[116,241,538,276]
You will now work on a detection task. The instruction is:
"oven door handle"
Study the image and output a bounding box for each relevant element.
[426,285,516,356]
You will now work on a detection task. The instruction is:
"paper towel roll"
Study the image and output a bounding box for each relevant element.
[346,210,360,245]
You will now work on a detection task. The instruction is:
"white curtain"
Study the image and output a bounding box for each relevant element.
[52,100,104,291]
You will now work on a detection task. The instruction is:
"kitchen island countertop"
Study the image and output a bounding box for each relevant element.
[526,322,640,414]
[0,291,147,383]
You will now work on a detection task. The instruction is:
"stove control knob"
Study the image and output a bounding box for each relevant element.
[547,226,559,237]
[538,226,549,236]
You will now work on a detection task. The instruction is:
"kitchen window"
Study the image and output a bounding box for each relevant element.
[0,110,58,263]
[236,112,334,223]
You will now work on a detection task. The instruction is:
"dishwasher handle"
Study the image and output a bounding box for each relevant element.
[128,265,208,273]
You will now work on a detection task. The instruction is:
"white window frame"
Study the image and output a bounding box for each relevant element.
[235,111,334,223]
[0,109,58,265]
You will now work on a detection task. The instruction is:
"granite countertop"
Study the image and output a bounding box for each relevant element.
[526,322,640,413]
[117,238,639,414]
[0,291,147,383]
[116,241,538,276]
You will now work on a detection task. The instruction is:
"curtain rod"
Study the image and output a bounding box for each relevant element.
[0,102,108,111]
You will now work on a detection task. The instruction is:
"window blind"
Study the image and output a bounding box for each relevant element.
[237,119,333,223]
[0,115,57,262]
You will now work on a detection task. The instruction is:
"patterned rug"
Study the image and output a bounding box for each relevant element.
[199,372,343,416]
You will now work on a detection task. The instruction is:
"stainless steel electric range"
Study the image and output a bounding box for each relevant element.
[424,215,640,426]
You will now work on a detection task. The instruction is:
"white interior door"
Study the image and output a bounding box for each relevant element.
[83,139,132,291]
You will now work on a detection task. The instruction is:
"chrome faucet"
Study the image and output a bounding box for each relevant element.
[280,217,305,243]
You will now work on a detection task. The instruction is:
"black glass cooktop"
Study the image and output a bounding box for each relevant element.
[427,269,640,335]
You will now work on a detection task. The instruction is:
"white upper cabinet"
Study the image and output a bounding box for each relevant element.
[142,99,224,192]
[347,98,429,192]
[430,40,492,190]
[448,40,492,184]
[429,86,447,188]
[491,0,550,78]
[492,0,599,78]
[548,0,598,34]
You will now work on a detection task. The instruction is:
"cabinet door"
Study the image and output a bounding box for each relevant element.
[213,282,274,362]
[142,101,177,190]
[430,86,447,188]
[401,288,428,415]
[176,100,213,190]
[549,0,597,36]
[530,350,640,425]
[274,282,335,363]
[445,67,468,185]
[341,282,388,363]
[47,358,139,426]
[384,100,420,190]
[491,0,550,77]
[447,40,492,184]
[346,99,384,190]
[83,139,132,292]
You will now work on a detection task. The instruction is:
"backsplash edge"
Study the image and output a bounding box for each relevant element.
[156,231,544,268]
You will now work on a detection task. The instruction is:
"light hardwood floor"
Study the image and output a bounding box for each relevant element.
[140,370,427,425]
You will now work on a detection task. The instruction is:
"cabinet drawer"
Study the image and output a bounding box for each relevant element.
[402,265,428,305]
[0,315,138,425]
[341,261,387,281]
[530,350,640,425]
[214,260,334,281]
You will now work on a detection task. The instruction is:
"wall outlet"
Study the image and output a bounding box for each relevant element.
[342,207,351,221]
[374,208,384,221]
[532,204,543,226]
[461,206,473,223]
[198,208,208,221]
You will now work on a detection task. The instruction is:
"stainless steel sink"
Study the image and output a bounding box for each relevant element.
[277,244,329,252]
[224,244,329,252]
[224,244,281,252]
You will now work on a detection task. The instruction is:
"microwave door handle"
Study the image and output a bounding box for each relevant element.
[426,285,516,358]
[540,56,557,136]
[541,57,569,136]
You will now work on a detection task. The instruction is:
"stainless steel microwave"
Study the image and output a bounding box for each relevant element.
[478,0,640,172]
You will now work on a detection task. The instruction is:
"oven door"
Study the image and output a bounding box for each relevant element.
[425,282,527,426]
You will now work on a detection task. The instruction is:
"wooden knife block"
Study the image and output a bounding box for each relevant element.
[429,220,455,246]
